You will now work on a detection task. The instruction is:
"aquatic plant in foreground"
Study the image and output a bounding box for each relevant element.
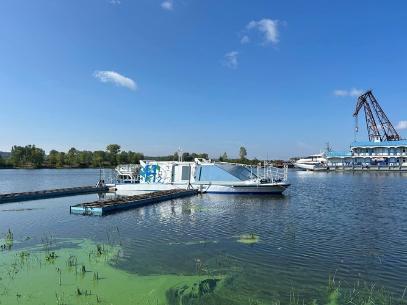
[0,228,14,250]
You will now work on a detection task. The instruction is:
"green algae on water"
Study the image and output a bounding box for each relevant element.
[0,238,223,305]
[237,233,260,244]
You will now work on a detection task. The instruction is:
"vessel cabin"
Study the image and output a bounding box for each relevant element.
[138,160,259,184]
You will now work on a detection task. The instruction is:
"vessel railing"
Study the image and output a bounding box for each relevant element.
[215,161,288,183]
[111,164,142,184]
[255,164,288,183]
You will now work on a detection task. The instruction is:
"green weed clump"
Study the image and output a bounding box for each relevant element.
[19,251,30,260]
[286,276,406,305]
[76,287,92,296]
[93,271,100,281]
[6,229,13,242]
[237,233,260,244]
[166,278,221,305]
[325,276,403,305]
[244,276,406,305]
[45,251,58,262]
[1,228,14,250]
[66,255,77,268]
[55,292,66,305]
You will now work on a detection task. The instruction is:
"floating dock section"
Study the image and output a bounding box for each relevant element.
[70,189,198,216]
[0,186,108,204]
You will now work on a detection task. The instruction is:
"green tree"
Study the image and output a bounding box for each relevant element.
[92,151,106,167]
[106,144,121,166]
[219,152,228,161]
[78,151,93,167]
[67,147,79,167]
[239,146,247,160]
[10,145,24,167]
[191,153,209,160]
[31,146,45,168]
[47,150,59,167]
[106,144,121,155]
[10,145,44,168]
[56,152,66,168]
[117,151,129,164]
[128,152,144,164]
[182,152,192,161]
[0,155,4,167]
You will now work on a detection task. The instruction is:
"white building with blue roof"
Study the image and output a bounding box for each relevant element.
[326,140,407,169]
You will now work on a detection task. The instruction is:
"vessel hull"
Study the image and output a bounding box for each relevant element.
[294,163,317,171]
[114,182,289,195]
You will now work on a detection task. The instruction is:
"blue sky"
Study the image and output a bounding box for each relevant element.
[0,0,406,159]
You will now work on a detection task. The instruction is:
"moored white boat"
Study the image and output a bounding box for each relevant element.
[109,159,290,195]
[294,153,327,171]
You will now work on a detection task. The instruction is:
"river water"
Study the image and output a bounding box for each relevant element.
[0,169,407,304]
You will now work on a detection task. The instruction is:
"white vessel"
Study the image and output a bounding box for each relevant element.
[294,153,327,171]
[110,158,290,195]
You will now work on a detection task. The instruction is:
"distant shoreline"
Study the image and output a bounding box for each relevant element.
[1,145,288,170]
[0,166,109,170]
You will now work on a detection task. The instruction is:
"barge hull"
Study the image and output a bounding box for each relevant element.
[0,186,108,204]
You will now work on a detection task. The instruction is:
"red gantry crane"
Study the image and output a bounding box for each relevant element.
[353,90,401,142]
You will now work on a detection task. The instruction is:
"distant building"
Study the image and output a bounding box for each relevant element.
[326,140,407,168]
[0,151,11,158]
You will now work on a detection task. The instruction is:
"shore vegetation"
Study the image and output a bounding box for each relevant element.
[0,145,273,169]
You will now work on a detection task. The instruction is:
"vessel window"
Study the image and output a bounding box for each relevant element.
[216,163,256,181]
[197,165,240,182]
[181,166,190,180]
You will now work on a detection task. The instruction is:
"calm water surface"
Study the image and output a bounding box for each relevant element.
[1,169,407,303]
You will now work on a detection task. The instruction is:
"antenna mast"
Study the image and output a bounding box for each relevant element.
[177,147,183,162]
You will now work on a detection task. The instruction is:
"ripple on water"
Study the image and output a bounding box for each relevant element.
[1,170,407,302]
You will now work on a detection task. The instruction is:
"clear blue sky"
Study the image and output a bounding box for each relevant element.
[0,0,406,159]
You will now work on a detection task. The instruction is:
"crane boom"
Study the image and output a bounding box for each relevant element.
[353,93,382,142]
[353,90,402,142]
[363,91,401,141]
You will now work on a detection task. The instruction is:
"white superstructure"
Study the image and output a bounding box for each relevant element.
[294,153,327,171]
[111,159,290,194]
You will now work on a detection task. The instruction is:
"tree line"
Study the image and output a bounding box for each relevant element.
[0,144,261,169]
[0,144,144,169]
